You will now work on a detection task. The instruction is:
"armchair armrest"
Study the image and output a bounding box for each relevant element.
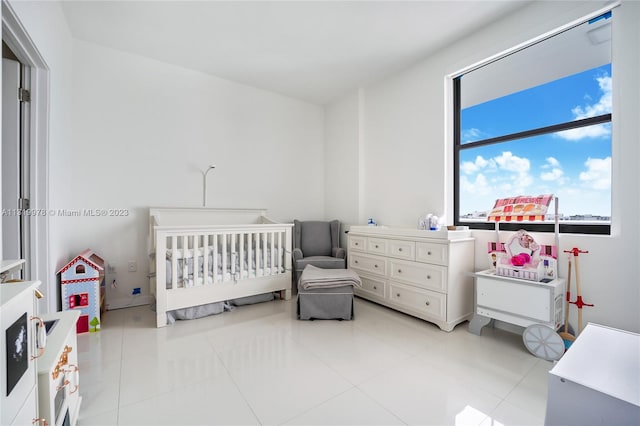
[292,248,303,261]
[333,247,346,259]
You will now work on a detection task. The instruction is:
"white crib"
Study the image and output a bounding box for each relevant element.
[149,208,293,327]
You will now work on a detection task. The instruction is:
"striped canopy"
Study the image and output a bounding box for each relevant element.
[487,194,553,222]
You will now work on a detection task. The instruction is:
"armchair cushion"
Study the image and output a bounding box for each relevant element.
[292,248,304,261]
[294,220,333,257]
[295,256,346,272]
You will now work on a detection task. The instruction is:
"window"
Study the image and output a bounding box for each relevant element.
[454,12,612,234]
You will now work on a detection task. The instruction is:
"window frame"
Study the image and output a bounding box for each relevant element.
[451,14,615,236]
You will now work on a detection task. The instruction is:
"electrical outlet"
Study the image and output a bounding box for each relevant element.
[127,261,137,272]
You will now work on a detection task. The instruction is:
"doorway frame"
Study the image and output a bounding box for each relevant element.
[2,0,51,311]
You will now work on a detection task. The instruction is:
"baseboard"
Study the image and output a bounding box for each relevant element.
[106,295,154,310]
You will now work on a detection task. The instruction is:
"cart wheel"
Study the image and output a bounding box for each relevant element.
[523,324,565,361]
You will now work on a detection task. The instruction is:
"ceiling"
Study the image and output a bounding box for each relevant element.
[60,1,533,105]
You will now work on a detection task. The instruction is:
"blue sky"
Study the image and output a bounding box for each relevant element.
[459,64,612,217]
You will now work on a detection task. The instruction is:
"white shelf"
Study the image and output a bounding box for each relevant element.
[0,259,25,274]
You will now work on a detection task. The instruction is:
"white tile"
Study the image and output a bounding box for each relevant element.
[417,334,538,399]
[217,337,352,424]
[77,408,118,426]
[481,400,545,426]
[117,377,259,425]
[76,299,552,426]
[291,320,414,385]
[504,359,553,418]
[282,387,404,425]
[360,356,501,425]
[77,359,121,419]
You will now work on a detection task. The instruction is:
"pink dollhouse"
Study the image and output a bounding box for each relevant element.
[58,249,105,333]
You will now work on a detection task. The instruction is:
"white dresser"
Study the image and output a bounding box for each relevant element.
[37,310,81,426]
[347,226,475,331]
[1,279,44,426]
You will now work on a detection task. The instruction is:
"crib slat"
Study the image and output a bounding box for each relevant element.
[231,233,236,277]
[203,234,209,286]
[247,233,253,278]
[262,232,267,277]
[192,234,199,285]
[239,232,245,279]
[213,234,218,284]
[270,231,275,276]
[222,233,228,282]
[277,231,282,273]
[255,232,261,277]
[171,235,178,289]
[184,236,191,287]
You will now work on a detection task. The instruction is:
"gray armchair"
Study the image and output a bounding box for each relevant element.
[293,220,346,283]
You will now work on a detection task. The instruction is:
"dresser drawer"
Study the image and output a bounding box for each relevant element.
[388,283,446,320]
[416,242,448,265]
[349,236,366,251]
[389,259,447,292]
[388,240,415,260]
[367,238,387,255]
[358,275,386,298]
[349,253,387,277]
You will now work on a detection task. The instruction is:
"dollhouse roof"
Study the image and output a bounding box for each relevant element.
[57,248,104,275]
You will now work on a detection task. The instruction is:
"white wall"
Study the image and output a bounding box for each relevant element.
[324,90,361,247]
[3,0,325,310]
[65,40,324,308]
[7,0,74,313]
[326,1,640,332]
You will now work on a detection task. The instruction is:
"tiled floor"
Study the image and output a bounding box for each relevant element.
[76,297,552,425]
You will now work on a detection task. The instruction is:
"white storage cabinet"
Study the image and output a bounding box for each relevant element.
[545,323,639,425]
[1,280,44,426]
[468,269,565,335]
[38,310,82,426]
[348,226,475,331]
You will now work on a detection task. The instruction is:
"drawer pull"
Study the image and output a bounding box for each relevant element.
[427,275,431,279]
[397,293,401,297]
[373,286,377,290]
[427,251,432,255]
[425,300,430,306]
[354,260,358,264]
[374,264,379,268]
[355,242,359,246]
[375,244,379,248]
[31,316,46,360]
[398,248,403,252]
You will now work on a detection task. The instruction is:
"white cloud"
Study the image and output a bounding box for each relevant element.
[461,128,487,143]
[572,76,612,119]
[541,168,564,181]
[556,74,612,141]
[494,151,530,173]
[460,152,533,198]
[579,157,611,190]
[460,155,494,175]
[540,157,564,182]
[460,173,492,195]
[555,123,610,141]
[544,157,560,168]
